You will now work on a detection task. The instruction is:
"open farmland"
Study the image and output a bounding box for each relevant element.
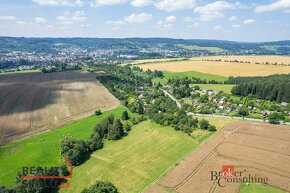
[145,122,290,193]
[60,121,199,193]
[0,107,126,187]
[0,71,120,144]
[137,56,290,77]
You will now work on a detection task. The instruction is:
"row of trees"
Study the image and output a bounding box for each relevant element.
[81,181,118,193]
[60,112,132,166]
[226,74,290,102]
[168,77,222,86]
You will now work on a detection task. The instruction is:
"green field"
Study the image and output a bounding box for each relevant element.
[0,69,41,75]
[0,106,126,187]
[153,71,227,85]
[178,45,224,52]
[190,84,235,94]
[60,121,199,193]
[240,183,287,193]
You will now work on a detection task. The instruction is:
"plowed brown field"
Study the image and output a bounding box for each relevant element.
[0,71,119,144]
[144,122,290,193]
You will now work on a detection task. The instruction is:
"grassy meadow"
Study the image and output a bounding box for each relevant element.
[61,121,198,193]
[153,71,227,85]
[0,69,41,75]
[240,183,287,193]
[0,106,126,187]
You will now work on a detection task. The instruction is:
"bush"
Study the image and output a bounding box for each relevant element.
[95,110,102,116]
[121,110,129,120]
[199,119,209,130]
[268,112,284,124]
[81,181,118,193]
[208,125,217,131]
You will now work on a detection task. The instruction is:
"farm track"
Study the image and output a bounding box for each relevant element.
[0,71,120,145]
[144,122,290,193]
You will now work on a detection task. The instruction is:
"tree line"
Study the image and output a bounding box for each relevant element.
[226,74,290,102]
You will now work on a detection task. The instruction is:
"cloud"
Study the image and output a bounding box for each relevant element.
[194,1,243,22]
[0,16,17,20]
[34,17,47,24]
[244,19,254,24]
[131,0,152,7]
[214,25,221,30]
[32,0,84,7]
[229,16,237,22]
[57,11,87,25]
[91,0,127,7]
[156,15,176,29]
[232,24,240,28]
[154,0,197,11]
[106,20,125,25]
[165,15,176,23]
[255,0,290,13]
[124,13,152,23]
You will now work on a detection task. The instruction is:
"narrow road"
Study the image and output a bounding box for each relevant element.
[161,89,181,108]
[161,89,290,126]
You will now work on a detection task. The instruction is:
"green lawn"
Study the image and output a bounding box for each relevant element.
[240,183,287,193]
[0,106,126,188]
[153,71,227,85]
[190,84,235,94]
[60,121,199,193]
[0,69,41,75]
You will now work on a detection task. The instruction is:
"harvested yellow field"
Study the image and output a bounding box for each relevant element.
[132,58,187,64]
[138,56,290,77]
[195,55,290,65]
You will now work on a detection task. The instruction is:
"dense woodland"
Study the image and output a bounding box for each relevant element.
[226,74,290,102]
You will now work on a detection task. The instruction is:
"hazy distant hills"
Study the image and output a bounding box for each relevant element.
[1,37,290,55]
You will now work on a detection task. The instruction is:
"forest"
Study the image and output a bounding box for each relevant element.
[226,74,290,102]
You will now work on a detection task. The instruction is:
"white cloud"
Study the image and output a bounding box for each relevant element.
[156,15,177,29]
[91,0,127,7]
[244,19,254,24]
[124,13,152,23]
[154,0,197,11]
[0,16,17,20]
[107,20,125,25]
[255,0,290,13]
[34,17,47,24]
[131,0,151,7]
[199,12,223,21]
[57,11,87,25]
[16,21,27,25]
[165,15,176,23]
[214,25,221,30]
[232,24,240,28]
[194,1,243,22]
[32,0,84,7]
[229,16,237,22]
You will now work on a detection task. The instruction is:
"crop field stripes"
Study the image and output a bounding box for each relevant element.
[145,122,290,193]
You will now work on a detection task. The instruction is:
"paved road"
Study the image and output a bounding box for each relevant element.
[162,89,182,108]
[161,89,290,126]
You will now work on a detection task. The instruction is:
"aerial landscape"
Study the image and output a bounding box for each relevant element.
[0,0,290,193]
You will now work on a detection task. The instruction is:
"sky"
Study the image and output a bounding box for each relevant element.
[0,0,290,42]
